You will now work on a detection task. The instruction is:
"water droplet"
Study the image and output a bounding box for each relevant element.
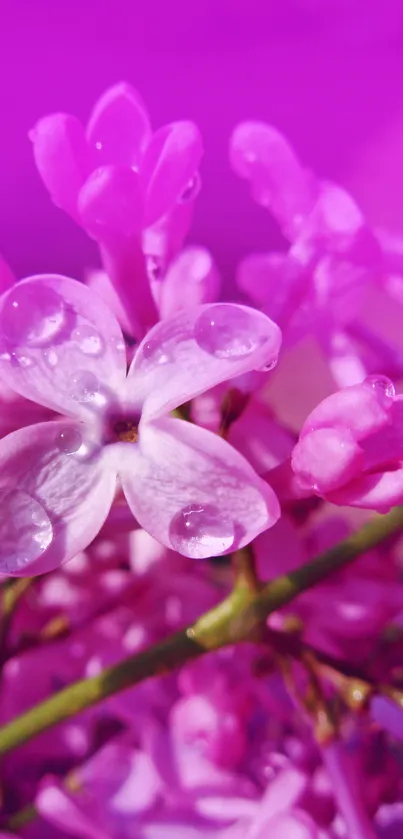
[260,357,278,372]
[364,375,395,407]
[146,255,163,282]
[112,337,126,353]
[69,370,100,403]
[0,490,53,573]
[139,338,170,366]
[169,504,235,559]
[179,172,201,203]
[56,426,83,454]
[195,305,262,360]
[44,348,59,367]
[71,325,104,356]
[1,285,65,347]
[95,141,103,151]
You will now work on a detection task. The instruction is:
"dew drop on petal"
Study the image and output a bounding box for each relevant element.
[44,348,59,367]
[195,305,261,360]
[71,325,104,356]
[364,375,395,408]
[140,338,170,366]
[179,171,201,203]
[0,490,53,573]
[169,504,235,559]
[1,285,65,347]
[56,426,83,454]
[69,370,100,403]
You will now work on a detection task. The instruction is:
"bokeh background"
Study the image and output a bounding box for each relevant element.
[1,0,403,285]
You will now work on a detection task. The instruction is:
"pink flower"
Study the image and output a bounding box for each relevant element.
[0,275,281,576]
[291,374,403,510]
[30,83,204,338]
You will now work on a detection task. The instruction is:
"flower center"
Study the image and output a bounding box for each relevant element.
[113,419,139,443]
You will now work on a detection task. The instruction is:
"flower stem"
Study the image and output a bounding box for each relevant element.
[0,507,402,757]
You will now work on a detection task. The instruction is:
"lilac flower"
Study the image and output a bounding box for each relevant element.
[291,374,403,510]
[0,275,281,575]
[30,83,204,338]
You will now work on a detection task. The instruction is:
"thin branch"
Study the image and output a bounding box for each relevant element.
[0,507,402,757]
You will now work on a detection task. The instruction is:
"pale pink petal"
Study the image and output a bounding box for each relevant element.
[300,380,394,440]
[0,421,116,576]
[36,779,109,839]
[237,252,301,315]
[0,275,126,416]
[229,121,317,240]
[159,247,220,318]
[85,267,133,336]
[0,253,14,293]
[328,468,403,512]
[142,121,203,225]
[258,811,319,839]
[78,165,144,239]
[86,81,151,168]
[291,426,364,493]
[128,303,282,420]
[119,416,280,557]
[29,114,94,220]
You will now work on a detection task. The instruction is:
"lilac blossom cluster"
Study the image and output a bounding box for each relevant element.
[0,81,403,838]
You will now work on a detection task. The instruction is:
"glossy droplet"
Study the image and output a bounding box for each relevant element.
[112,337,126,353]
[146,255,163,282]
[0,490,53,573]
[179,171,201,203]
[169,504,235,559]
[69,370,100,403]
[1,285,65,347]
[195,305,262,360]
[140,338,170,366]
[44,348,59,367]
[56,426,83,454]
[260,357,278,372]
[72,325,104,356]
[364,375,395,408]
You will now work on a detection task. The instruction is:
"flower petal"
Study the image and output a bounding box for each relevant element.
[229,121,317,240]
[142,121,203,226]
[159,247,220,319]
[29,114,94,220]
[0,421,116,576]
[78,165,144,239]
[36,778,109,839]
[128,303,282,420]
[86,81,151,169]
[119,416,280,557]
[0,275,127,417]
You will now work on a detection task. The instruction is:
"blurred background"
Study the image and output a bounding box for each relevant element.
[1,0,403,283]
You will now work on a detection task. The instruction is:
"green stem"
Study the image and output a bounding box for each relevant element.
[0,507,402,757]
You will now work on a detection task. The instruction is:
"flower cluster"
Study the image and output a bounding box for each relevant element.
[0,79,403,838]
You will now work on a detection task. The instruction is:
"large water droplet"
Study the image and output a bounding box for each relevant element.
[71,325,104,356]
[56,426,83,454]
[1,285,65,347]
[69,370,100,402]
[179,172,201,203]
[195,305,261,360]
[0,490,53,573]
[364,375,395,408]
[169,504,235,559]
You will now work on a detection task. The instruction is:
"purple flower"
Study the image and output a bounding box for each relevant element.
[0,275,281,575]
[30,83,204,338]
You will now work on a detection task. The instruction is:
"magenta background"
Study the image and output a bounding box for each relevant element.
[1,0,403,285]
